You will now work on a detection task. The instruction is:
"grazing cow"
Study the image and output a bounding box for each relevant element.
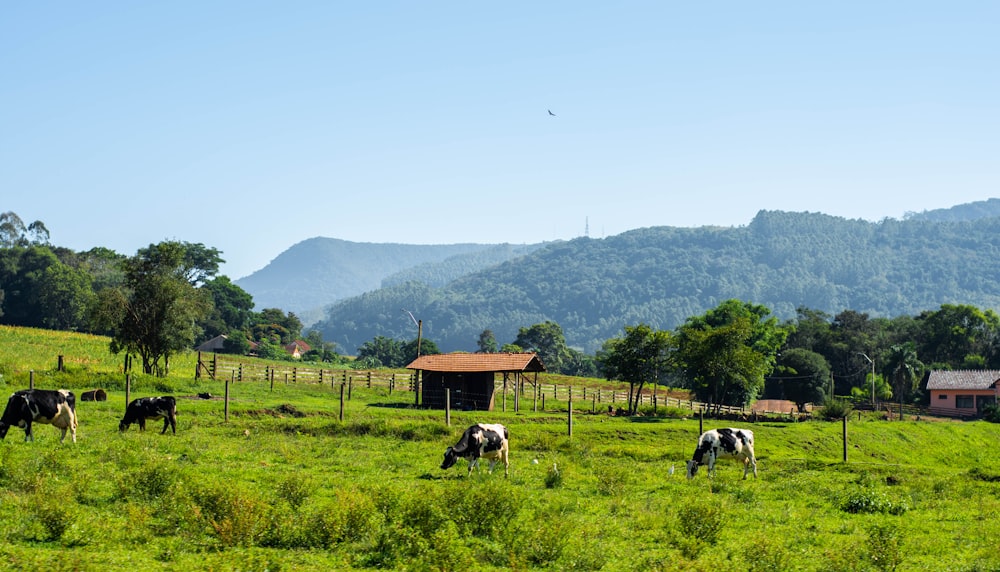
[0,389,78,443]
[119,396,177,434]
[441,423,510,477]
[686,428,757,480]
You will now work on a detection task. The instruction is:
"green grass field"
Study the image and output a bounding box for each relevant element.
[1,326,999,571]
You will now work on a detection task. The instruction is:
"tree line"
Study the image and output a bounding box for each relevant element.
[2,210,997,419]
[0,211,336,376]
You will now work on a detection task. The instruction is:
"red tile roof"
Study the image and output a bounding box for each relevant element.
[926,370,1000,390]
[406,352,546,373]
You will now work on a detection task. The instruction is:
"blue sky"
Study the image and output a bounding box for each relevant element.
[3,2,998,279]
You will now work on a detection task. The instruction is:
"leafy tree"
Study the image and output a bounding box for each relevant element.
[402,337,440,365]
[563,348,599,377]
[513,321,572,373]
[600,324,673,415]
[222,331,253,356]
[199,276,255,342]
[773,348,830,412]
[477,329,498,353]
[0,212,48,247]
[36,262,93,330]
[93,241,212,376]
[251,308,302,345]
[357,336,404,368]
[674,300,786,412]
[500,343,522,353]
[914,304,1000,369]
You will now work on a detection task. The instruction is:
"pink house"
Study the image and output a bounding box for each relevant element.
[926,370,1000,417]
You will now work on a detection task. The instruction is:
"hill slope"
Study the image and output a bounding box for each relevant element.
[235,238,542,313]
[314,206,1000,354]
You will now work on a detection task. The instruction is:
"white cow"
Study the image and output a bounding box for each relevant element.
[686,428,757,479]
[441,423,510,477]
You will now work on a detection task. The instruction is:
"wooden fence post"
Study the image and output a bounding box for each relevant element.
[843,416,848,463]
[224,378,230,423]
[339,383,345,421]
[568,393,573,437]
[29,370,34,390]
[196,352,201,380]
[445,388,451,427]
[57,355,64,372]
[125,373,130,408]
[699,408,704,435]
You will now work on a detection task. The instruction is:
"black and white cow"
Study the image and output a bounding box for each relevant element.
[441,423,510,477]
[0,389,78,443]
[686,427,757,479]
[119,396,177,434]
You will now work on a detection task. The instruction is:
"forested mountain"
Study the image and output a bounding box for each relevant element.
[235,238,541,313]
[314,209,1000,355]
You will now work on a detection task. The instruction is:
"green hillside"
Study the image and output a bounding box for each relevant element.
[315,209,1000,354]
[0,327,998,571]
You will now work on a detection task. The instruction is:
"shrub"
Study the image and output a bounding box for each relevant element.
[674,500,725,558]
[114,462,178,502]
[744,534,791,572]
[867,522,903,571]
[190,484,270,547]
[840,488,909,515]
[982,404,1000,423]
[29,497,74,541]
[595,465,631,496]
[818,398,854,420]
[274,476,313,511]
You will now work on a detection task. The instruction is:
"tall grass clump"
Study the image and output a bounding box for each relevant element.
[867,522,904,571]
[673,500,725,559]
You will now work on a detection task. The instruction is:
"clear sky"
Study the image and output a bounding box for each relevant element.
[3,2,998,279]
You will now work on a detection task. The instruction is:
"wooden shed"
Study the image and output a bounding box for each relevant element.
[406,353,546,411]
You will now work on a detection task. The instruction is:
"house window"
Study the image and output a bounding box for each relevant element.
[955,395,974,409]
[937,394,948,400]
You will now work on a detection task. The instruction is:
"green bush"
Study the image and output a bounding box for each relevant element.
[840,488,909,515]
[674,500,725,558]
[867,522,903,572]
[982,404,1000,423]
[818,398,854,420]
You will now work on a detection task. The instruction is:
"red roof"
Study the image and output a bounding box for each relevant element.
[406,352,546,373]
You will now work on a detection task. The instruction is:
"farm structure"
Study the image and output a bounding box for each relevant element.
[407,353,546,411]
[926,370,1000,418]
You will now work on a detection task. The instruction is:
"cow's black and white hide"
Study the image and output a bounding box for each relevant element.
[120,396,177,434]
[0,389,78,443]
[686,427,757,479]
[441,423,510,477]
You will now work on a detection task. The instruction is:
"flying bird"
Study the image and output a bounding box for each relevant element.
[548,109,556,116]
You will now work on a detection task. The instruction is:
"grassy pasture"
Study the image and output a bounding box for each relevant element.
[0,327,999,571]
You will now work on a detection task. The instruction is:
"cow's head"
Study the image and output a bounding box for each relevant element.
[119,419,129,432]
[686,460,700,479]
[441,447,458,470]
[0,422,9,440]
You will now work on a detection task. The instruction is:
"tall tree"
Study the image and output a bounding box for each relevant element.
[884,342,924,413]
[356,336,404,368]
[674,300,786,412]
[477,329,498,353]
[94,241,212,376]
[513,321,572,373]
[199,276,255,342]
[772,348,830,412]
[600,323,673,415]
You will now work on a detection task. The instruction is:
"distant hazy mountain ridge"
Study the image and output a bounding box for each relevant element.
[235,237,542,313]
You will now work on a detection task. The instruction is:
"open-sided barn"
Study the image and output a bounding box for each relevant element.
[407,353,546,411]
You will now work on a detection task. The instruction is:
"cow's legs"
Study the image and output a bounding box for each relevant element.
[161,418,170,434]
